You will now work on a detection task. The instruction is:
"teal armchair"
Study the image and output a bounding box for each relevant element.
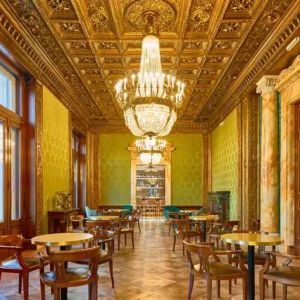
[85,206,97,218]
[164,205,180,218]
[121,204,133,214]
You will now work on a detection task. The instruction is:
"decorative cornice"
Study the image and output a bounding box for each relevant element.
[256,75,278,96]
[276,55,300,92]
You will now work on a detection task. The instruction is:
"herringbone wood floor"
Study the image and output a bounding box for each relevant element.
[0,219,299,299]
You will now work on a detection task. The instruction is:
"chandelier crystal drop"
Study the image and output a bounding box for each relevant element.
[115,15,185,137]
[135,136,167,165]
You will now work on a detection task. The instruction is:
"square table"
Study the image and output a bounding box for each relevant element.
[32,232,94,300]
[221,232,283,300]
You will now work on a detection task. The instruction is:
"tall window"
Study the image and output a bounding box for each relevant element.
[0,61,23,233]
[72,131,86,211]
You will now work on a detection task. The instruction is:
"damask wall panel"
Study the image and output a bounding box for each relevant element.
[42,87,70,232]
[99,134,134,205]
[167,134,203,206]
[211,109,238,219]
[99,133,203,206]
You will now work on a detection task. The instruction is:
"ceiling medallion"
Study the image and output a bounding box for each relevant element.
[124,0,176,30]
[89,6,109,24]
[115,12,185,137]
[191,8,210,24]
[136,136,166,165]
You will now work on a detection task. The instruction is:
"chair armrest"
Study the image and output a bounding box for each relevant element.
[0,245,21,250]
[212,250,247,272]
[268,251,300,260]
[21,238,36,250]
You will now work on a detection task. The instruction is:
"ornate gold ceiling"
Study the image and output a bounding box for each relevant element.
[0,0,300,131]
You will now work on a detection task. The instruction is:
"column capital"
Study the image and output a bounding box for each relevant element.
[256,75,278,96]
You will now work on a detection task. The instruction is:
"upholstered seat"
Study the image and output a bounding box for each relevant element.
[1,257,40,269]
[42,267,91,282]
[263,266,300,286]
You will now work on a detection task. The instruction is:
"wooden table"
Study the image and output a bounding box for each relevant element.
[189,214,219,241]
[88,215,119,221]
[32,232,93,300]
[221,232,283,300]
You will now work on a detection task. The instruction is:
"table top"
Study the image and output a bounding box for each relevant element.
[189,215,219,221]
[107,209,129,213]
[31,232,94,246]
[221,233,283,246]
[180,209,200,213]
[88,215,119,221]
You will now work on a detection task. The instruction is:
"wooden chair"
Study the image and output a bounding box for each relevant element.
[172,219,202,255]
[115,217,135,250]
[89,228,115,288]
[208,220,240,249]
[69,214,85,232]
[0,234,48,300]
[259,246,300,300]
[168,212,181,236]
[132,209,141,233]
[39,247,99,300]
[183,240,247,300]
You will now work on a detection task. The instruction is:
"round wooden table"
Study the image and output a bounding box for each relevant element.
[32,232,93,300]
[189,215,219,241]
[88,215,119,221]
[221,233,283,300]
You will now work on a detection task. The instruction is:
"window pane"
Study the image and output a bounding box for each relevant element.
[0,123,4,222]
[0,65,17,113]
[11,127,21,220]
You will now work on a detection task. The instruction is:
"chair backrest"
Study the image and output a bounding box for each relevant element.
[45,247,99,282]
[183,241,214,273]
[0,234,23,261]
[85,206,97,217]
[222,220,240,232]
[172,219,199,233]
[168,212,181,219]
[86,220,113,230]
[69,215,85,231]
[89,228,114,255]
[121,204,133,214]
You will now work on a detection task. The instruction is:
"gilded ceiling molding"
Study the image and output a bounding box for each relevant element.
[0,3,93,126]
[256,75,278,96]
[209,9,300,130]
[276,55,300,92]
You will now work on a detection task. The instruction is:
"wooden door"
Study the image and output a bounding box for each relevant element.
[295,103,300,246]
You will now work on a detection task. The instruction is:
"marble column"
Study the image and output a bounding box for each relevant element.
[256,75,279,233]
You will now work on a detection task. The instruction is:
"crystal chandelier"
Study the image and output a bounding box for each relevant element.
[115,13,185,137]
[136,136,166,165]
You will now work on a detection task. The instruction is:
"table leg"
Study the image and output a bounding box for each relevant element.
[247,245,255,300]
[202,221,206,242]
[60,246,68,300]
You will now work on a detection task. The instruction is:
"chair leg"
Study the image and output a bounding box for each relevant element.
[125,233,127,246]
[183,241,185,256]
[173,235,176,252]
[54,287,61,300]
[93,281,98,300]
[243,276,247,300]
[109,260,115,288]
[169,222,171,236]
[118,233,121,251]
[23,272,29,300]
[272,281,276,299]
[131,231,135,249]
[229,280,232,295]
[260,277,265,300]
[40,281,46,300]
[207,279,212,300]
[217,280,221,298]
[137,220,141,233]
[187,273,194,300]
[18,273,22,293]
[283,284,287,300]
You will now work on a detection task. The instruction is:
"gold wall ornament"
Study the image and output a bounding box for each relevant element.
[47,0,72,12]
[55,192,72,210]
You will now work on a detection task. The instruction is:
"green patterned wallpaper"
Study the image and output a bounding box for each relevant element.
[99,134,134,205]
[212,109,238,219]
[166,134,203,205]
[42,86,70,232]
[99,133,203,206]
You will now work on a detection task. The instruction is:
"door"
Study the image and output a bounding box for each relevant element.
[295,103,300,246]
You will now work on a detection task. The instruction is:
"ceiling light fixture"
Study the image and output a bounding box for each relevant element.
[135,135,166,165]
[115,12,185,137]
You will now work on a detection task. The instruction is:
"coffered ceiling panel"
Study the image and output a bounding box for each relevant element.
[1,0,299,131]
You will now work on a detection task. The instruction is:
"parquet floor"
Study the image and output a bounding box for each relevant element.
[0,219,299,299]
